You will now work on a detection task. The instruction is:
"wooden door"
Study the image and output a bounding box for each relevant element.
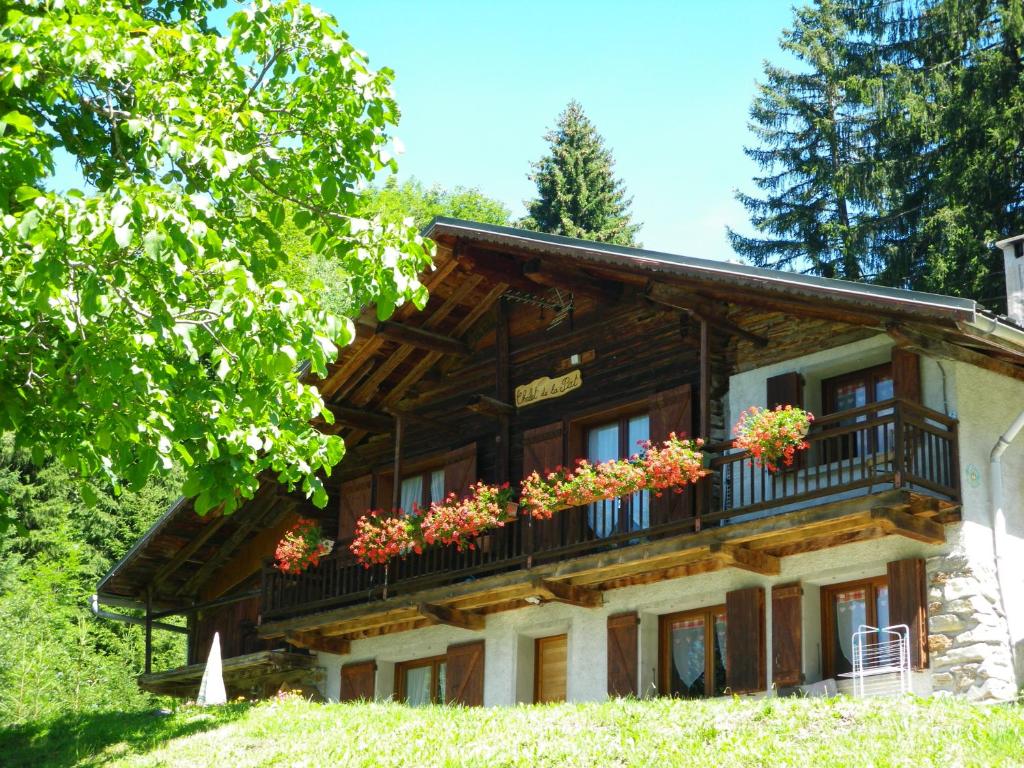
[534,634,568,703]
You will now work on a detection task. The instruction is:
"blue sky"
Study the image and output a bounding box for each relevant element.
[319,0,797,260]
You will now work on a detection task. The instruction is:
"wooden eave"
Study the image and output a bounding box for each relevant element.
[258,489,957,643]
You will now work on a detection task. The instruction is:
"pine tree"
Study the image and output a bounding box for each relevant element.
[729,0,876,280]
[522,101,640,246]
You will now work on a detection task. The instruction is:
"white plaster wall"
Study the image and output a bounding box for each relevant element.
[314,534,945,705]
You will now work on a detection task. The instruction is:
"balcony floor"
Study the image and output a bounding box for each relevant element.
[137,650,319,698]
[258,489,957,646]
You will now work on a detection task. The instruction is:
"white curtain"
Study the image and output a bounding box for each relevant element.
[836,590,867,668]
[404,666,432,706]
[671,619,705,687]
[627,415,650,530]
[400,476,422,514]
[587,423,619,538]
[429,469,445,505]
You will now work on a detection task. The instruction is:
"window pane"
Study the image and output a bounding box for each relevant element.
[400,476,423,514]
[876,586,890,629]
[429,470,445,506]
[832,588,867,676]
[712,612,728,696]
[587,422,620,538]
[628,415,651,531]
[875,376,894,402]
[835,381,867,412]
[437,662,446,704]
[404,665,432,707]
[667,615,706,698]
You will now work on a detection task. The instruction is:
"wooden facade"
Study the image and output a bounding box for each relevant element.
[92,218,1024,701]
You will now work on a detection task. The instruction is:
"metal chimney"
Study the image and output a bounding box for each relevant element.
[995,235,1024,326]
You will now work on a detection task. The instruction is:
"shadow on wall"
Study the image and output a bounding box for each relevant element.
[0,702,250,768]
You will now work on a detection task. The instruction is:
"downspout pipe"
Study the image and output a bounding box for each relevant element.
[89,594,189,635]
[989,408,1024,675]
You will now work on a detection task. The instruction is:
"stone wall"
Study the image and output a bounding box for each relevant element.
[926,551,1017,701]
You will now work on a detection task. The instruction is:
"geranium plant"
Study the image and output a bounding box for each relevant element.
[732,405,814,472]
[274,518,334,575]
[519,433,709,520]
[349,482,517,567]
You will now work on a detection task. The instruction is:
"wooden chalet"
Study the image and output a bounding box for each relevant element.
[96,220,1024,704]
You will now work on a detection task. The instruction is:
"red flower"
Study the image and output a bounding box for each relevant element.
[274,518,333,574]
[732,405,813,473]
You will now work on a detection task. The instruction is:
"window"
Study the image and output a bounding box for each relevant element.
[534,634,568,703]
[822,364,894,458]
[821,576,890,679]
[585,413,650,538]
[399,469,445,514]
[395,655,446,706]
[659,606,727,698]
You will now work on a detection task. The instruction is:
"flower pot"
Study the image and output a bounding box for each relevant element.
[504,502,519,519]
[477,533,496,555]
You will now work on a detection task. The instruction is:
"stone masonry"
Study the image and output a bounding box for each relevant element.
[926,553,1017,701]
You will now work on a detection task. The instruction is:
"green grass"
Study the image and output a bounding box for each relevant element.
[2,696,1022,768]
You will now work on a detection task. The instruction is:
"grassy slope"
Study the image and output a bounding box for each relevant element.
[2,696,1023,768]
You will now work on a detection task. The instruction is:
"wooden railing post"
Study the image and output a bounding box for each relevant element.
[893,401,905,488]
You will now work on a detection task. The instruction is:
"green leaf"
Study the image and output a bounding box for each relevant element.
[2,110,35,133]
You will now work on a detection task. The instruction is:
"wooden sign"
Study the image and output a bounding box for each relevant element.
[515,370,582,408]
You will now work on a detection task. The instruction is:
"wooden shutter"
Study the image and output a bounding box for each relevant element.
[444,442,478,498]
[766,372,804,409]
[522,423,565,550]
[771,584,803,687]
[726,586,766,694]
[338,474,373,544]
[375,469,395,511]
[891,348,921,404]
[340,660,376,701]
[887,558,928,670]
[607,612,639,697]
[648,384,694,524]
[445,640,485,706]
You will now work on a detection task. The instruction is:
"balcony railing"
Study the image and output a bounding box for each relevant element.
[261,398,958,621]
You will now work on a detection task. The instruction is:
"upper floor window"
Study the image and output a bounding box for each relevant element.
[822,363,893,415]
[400,469,445,514]
[586,413,649,537]
[821,576,890,679]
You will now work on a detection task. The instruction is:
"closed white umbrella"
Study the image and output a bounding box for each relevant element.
[197,631,227,706]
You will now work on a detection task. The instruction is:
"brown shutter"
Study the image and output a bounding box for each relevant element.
[340,660,376,701]
[887,558,928,670]
[445,640,485,706]
[726,586,766,694]
[444,442,478,498]
[522,422,565,550]
[338,474,373,544]
[649,384,694,524]
[771,584,804,687]
[891,348,922,404]
[766,372,804,409]
[375,469,395,512]
[607,612,639,697]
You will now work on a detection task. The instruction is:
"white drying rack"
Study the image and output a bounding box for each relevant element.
[838,623,911,698]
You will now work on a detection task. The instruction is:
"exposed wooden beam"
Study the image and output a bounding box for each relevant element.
[358,319,471,357]
[711,543,780,575]
[325,404,394,433]
[418,602,486,630]
[151,513,231,589]
[521,259,623,300]
[646,283,769,346]
[871,507,946,544]
[285,631,351,655]
[535,578,603,608]
[888,324,1024,384]
[467,393,516,417]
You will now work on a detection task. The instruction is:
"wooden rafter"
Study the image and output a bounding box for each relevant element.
[418,602,486,630]
[889,324,1024,384]
[285,631,351,655]
[358,319,471,357]
[646,283,769,346]
[151,514,231,590]
[535,578,603,608]
[710,543,780,575]
[466,393,515,416]
[325,404,394,433]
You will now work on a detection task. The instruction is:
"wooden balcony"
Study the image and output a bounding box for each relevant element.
[259,399,959,636]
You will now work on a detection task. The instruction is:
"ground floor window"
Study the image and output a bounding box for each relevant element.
[821,576,889,678]
[395,655,446,705]
[534,634,568,703]
[659,606,727,698]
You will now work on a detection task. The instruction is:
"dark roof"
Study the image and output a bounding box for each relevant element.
[425,217,983,323]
